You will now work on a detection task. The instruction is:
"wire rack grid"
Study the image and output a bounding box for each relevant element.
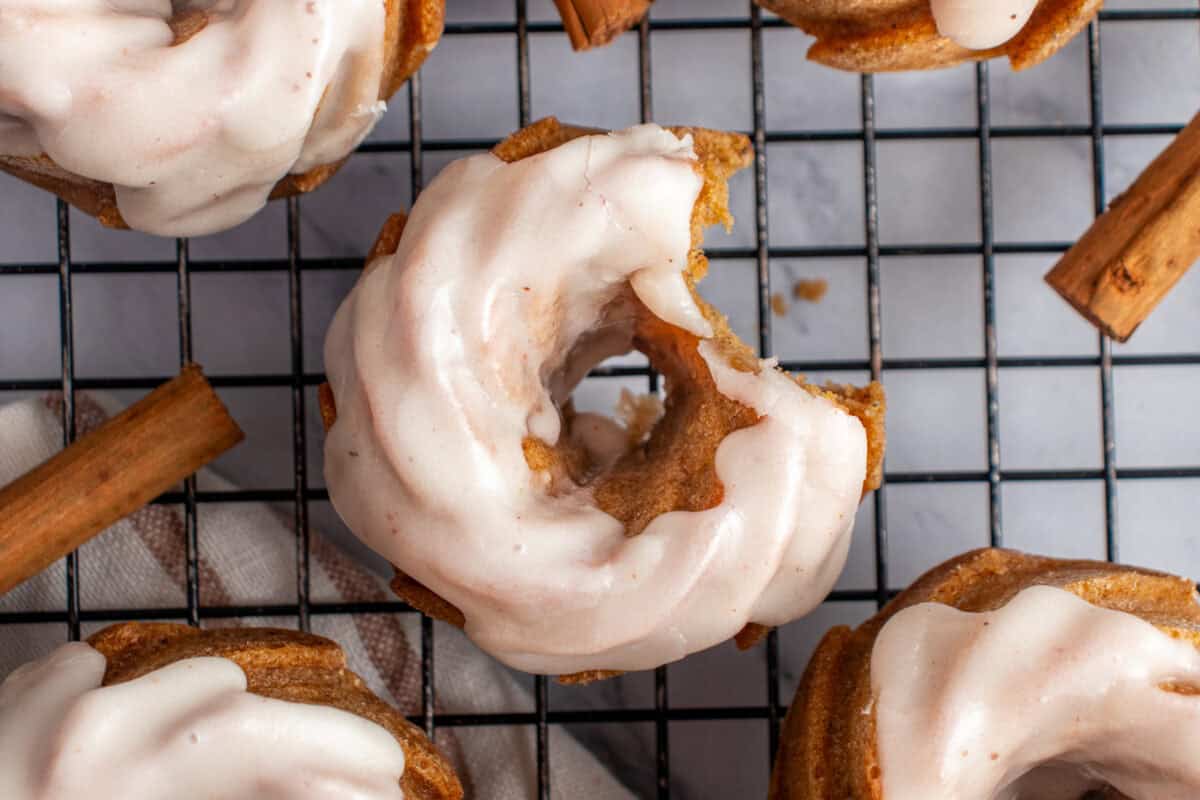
[2,2,1200,798]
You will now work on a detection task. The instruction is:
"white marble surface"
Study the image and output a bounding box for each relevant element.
[2,2,1200,797]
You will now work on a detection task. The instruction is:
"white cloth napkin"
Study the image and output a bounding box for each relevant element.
[0,391,636,800]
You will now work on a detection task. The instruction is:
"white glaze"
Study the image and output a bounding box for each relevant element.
[324,125,867,675]
[0,0,387,236]
[872,585,1200,800]
[930,0,1039,50]
[0,642,406,799]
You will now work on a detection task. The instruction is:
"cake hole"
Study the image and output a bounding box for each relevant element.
[1006,763,1131,800]
[524,287,759,536]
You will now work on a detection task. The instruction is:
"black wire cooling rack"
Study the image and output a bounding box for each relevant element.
[2,3,1200,798]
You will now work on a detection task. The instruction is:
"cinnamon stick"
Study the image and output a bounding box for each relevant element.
[553,0,652,51]
[0,366,243,596]
[1045,112,1200,342]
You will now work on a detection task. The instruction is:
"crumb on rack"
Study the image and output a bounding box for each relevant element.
[793,278,828,303]
[770,292,789,317]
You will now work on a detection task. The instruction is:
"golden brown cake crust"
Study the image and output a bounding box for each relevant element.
[322,117,885,681]
[769,547,1200,799]
[0,0,445,229]
[757,0,1102,72]
[88,622,462,800]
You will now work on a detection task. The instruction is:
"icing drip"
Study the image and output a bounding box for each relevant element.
[872,585,1200,799]
[930,0,1039,50]
[0,642,407,799]
[0,0,386,235]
